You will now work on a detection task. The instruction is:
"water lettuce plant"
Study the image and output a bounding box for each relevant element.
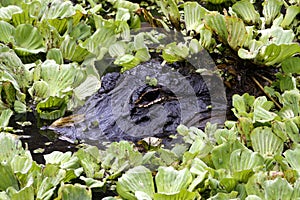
[0,0,300,199]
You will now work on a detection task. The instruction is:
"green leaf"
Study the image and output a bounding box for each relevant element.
[44,151,75,166]
[47,48,63,64]
[284,146,300,175]
[100,141,143,176]
[0,5,22,20]
[154,189,197,200]
[156,0,180,30]
[184,2,208,33]
[211,140,245,169]
[11,1,39,26]
[1,81,16,107]
[250,127,283,157]
[0,20,15,44]
[116,166,155,199]
[0,191,10,200]
[0,132,26,163]
[10,186,34,200]
[220,177,238,192]
[75,146,101,178]
[162,42,190,63]
[245,172,267,198]
[109,41,126,57]
[135,48,151,62]
[208,191,238,200]
[232,0,260,24]
[285,119,300,143]
[14,24,45,55]
[43,0,76,19]
[282,89,300,116]
[230,149,264,172]
[206,0,230,4]
[14,100,26,113]
[60,35,90,62]
[11,154,32,174]
[292,179,300,199]
[281,5,300,27]
[262,0,283,25]
[282,57,300,74]
[190,157,208,175]
[0,109,13,127]
[155,166,193,195]
[259,27,295,45]
[0,46,31,91]
[253,106,277,123]
[204,12,228,43]
[79,177,105,188]
[238,40,264,60]
[38,60,82,97]
[245,195,262,200]
[256,43,300,66]
[0,161,19,191]
[69,22,91,41]
[230,149,264,182]
[28,80,50,101]
[57,184,92,200]
[73,75,101,102]
[36,96,67,120]
[232,93,255,118]
[84,26,116,57]
[225,16,248,50]
[264,178,293,200]
[116,8,130,21]
[115,54,140,72]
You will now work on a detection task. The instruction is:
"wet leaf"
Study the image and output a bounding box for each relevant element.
[57,184,92,200]
[47,48,63,64]
[256,43,300,66]
[73,75,101,101]
[225,16,248,50]
[116,166,155,199]
[204,12,228,43]
[0,161,19,191]
[155,166,192,195]
[281,5,300,27]
[14,24,45,55]
[250,127,283,157]
[153,189,197,200]
[162,42,189,63]
[262,0,283,25]
[0,5,22,20]
[0,21,15,44]
[232,1,260,24]
[264,177,293,199]
[284,146,300,175]
[0,109,13,127]
[282,57,300,74]
[36,96,67,120]
[184,2,208,33]
[211,140,245,169]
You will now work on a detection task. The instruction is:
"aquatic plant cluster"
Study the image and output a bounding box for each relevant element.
[0,0,300,199]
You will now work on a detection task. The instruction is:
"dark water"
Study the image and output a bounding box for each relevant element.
[10,113,77,164]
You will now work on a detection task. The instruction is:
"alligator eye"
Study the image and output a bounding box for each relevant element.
[134,88,161,105]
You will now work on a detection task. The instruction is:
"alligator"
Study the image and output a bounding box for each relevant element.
[49,59,227,147]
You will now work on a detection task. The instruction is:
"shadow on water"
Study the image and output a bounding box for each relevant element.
[10,113,77,164]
